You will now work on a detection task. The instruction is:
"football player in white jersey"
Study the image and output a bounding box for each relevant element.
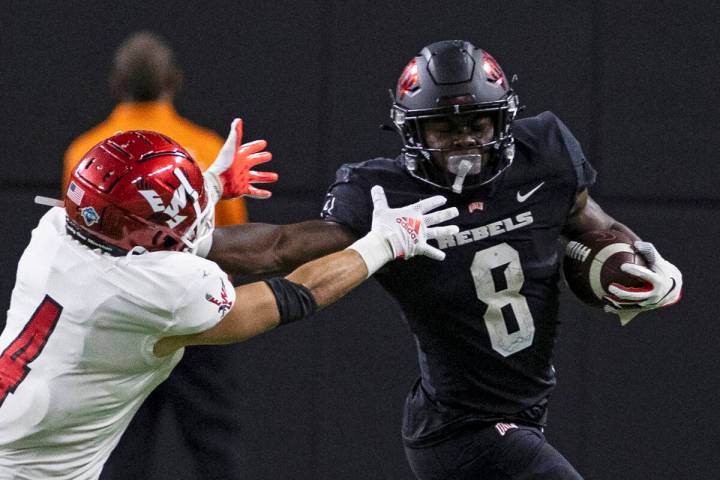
[0,120,459,479]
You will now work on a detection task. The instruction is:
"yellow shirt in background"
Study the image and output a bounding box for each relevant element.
[63,101,247,226]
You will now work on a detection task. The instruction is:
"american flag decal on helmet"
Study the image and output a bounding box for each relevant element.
[67,181,85,205]
[206,280,232,314]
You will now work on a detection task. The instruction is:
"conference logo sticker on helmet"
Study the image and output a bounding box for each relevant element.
[80,207,100,226]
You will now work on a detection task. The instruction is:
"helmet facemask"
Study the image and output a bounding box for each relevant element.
[159,166,215,255]
[390,40,520,194]
[393,99,518,194]
[179,170,215,255]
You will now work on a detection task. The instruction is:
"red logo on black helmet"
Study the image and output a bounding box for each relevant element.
[481,52,507,88]
[398,59,420,100]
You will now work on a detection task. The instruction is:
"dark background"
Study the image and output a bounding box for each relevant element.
[2,1,719,479]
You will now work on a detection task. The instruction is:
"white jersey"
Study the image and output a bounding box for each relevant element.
[0,208,235,479]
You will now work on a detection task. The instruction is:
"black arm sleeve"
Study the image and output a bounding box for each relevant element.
[263,277,318,325]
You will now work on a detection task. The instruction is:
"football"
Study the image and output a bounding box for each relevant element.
[563,230,647,306]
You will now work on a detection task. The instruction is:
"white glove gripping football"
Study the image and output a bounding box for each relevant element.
[603,241,683,325]
[348,185,460,277]
[204,118,277,203]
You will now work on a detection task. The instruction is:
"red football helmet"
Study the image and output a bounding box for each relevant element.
[64,130,213,255]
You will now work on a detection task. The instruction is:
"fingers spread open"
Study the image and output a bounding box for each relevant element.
[414,195,447,214]
[232,118,243,150]
[246,186,273,199]
[371,185,389,210]
[419,245,446,261]
[246,151,273,167]
[425,225,459,240]
[249,170,279,184]
[238,140,268,156]
[423,207,459,227]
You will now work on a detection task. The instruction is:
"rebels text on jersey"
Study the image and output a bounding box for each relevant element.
[321,111,596,446]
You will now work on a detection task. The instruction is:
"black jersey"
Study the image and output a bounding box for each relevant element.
[321,112,596,447]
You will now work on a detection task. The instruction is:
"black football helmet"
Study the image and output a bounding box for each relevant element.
[390,40,520,194]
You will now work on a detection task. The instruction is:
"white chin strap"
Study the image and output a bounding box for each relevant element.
[175,168,217,256]
[181,198,215,255]
[448,154,483,194]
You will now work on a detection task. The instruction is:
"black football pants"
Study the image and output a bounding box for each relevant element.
[404,423,583,480]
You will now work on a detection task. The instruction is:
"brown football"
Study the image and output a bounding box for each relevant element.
[563,230,647,306]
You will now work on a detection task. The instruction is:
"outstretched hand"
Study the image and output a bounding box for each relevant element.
[206,118,278,200]
[349,185,459,277]
[370,185,459,261]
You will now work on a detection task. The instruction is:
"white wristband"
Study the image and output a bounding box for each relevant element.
[347,231,394,278]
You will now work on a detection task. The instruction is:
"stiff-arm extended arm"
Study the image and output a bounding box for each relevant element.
[208,220,358,277]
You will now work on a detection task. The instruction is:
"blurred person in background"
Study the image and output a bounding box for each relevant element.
[62,31,248,479]
[63,31,246,225]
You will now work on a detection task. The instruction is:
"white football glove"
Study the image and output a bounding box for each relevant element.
[349,185,460,277]
[603,241,683,325]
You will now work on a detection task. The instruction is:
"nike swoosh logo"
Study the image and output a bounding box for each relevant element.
[656,278,677,304]
[516,182,545,203]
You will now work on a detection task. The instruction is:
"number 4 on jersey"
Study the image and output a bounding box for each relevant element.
[0,295,62,407]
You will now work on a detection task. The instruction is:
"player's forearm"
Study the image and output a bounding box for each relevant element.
[286,249,368,309]
[208,221,356,276]
[164,249,368,355]
[208,223,287,275]
[213,248,368,344]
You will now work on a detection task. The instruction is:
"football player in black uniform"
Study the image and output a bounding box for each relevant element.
[208,40,683,479]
